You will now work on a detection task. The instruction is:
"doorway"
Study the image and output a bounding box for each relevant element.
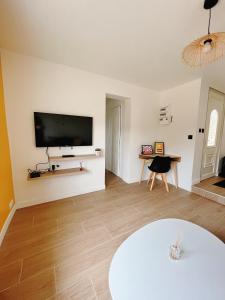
[105,97,123,186]
[200,88,225,180]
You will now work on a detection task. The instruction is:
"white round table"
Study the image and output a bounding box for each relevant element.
[109,219,225,300]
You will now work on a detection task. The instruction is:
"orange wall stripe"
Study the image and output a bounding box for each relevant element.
[0,56,15,231]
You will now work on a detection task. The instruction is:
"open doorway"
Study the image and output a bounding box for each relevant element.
[193,88,225,202]
[200,88,225,181]
[105,96,125,187]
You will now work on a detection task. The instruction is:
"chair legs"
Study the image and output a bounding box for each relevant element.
[150,172,156,191]
[149,172,169,192]
[162,173,169,192]
[147,171,153,185]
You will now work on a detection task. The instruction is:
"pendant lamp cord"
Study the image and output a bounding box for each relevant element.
[208,8,211,34]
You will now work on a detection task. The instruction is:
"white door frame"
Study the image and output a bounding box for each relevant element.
[200,88,225,180]
[112,105,122,176]
[105,99,123,178]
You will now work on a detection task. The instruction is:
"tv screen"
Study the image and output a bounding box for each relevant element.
[34,112,93,147]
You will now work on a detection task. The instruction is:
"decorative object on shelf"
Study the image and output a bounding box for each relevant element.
[28,169,41,178]
[35,147,50,172]
[169,235,182,260]
[141,145,153,155]
[154,142,165,155]
[80,162,83,171]
[50,164,59,172]
[160,106,172,125]
[95,148,101,157]
[183,0,225,67]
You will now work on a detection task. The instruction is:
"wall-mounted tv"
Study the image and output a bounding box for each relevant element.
[34,112,93,147]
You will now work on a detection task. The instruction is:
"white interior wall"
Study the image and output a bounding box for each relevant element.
[1,50,159,207]
[157,79,202,191]
[2,50,221,205]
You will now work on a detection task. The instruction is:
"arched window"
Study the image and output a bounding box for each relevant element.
[207,109,218,147]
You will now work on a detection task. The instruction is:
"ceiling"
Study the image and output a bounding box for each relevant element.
[0,0,225,90]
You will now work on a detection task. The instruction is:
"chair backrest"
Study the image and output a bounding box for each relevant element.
[149,156,171,173]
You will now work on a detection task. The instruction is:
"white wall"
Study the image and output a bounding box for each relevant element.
[157,79,202,191]
[1,51,159,207]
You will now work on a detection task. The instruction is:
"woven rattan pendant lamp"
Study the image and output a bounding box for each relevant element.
[183,0,225,67]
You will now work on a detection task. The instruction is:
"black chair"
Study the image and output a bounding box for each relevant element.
[147,156,171,192]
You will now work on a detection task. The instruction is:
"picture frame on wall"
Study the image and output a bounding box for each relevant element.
[154,142,165,155]
[141,145,153,155]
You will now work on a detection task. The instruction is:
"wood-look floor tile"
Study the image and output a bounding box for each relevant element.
[0,268,55,300]
[0,260,21,292]
[89,259,111,299]
[0,221,86,267]
[93,196,118,208]
[2,220,58,249]
[82,218,106,232]
[57,221,84,235]
[7,214,34,234]
[55,234,126,292]
[21,227,111,281]
[104,210,149,237]
[73,198,96,212]
[97,290,112,300]
[1,172,225,300]
[33,202,76,224]
[48,277,96,300]
[58,209,99,226]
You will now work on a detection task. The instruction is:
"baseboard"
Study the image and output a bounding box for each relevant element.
[17,185,106,209]
[123,178,137,184]
[0,204,17,246]
[192,178,200,185]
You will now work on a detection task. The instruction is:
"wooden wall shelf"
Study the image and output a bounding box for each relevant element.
[28,153,100,181]
[49,154,98,162]
[28,167,87,181]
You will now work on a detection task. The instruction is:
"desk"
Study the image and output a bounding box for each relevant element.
[139,154,181,188]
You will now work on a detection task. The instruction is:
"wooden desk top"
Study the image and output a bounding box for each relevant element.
[139,154,181,162]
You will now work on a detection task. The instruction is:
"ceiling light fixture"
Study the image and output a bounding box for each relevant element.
[183,0,225,67]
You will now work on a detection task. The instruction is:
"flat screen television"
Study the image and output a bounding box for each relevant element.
[34,112,93,147]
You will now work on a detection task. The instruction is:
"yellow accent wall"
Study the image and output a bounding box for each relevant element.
[0,57,14,231]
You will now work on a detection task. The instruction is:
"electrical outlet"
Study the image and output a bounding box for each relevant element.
[9,199,14,210]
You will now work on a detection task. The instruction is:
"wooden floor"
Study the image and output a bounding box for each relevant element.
[1,178,225,299]
[105,170,124,188]
[194,176,225,197]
